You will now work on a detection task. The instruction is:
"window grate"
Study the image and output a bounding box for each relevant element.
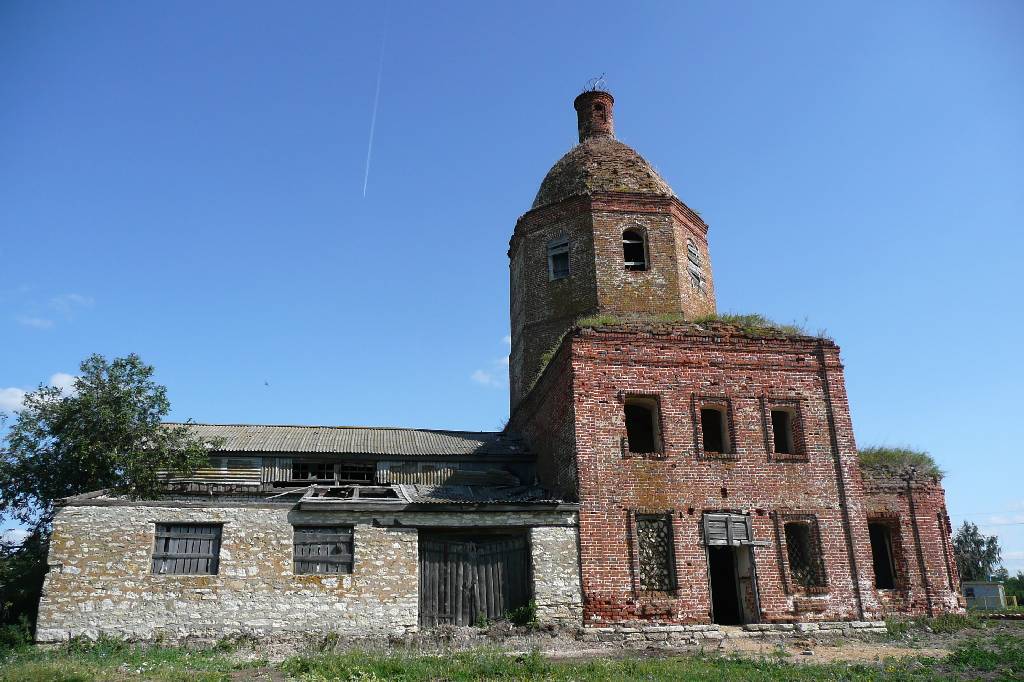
[294,526,354,574]
[784,520,826,589]
[151,523,221,575]
[637,514,675,591]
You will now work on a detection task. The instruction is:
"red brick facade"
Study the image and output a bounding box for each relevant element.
[507,89,960,626]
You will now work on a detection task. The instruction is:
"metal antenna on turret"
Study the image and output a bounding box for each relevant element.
[583,74,608,92]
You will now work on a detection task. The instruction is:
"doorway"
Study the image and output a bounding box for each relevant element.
[707,545,759,625]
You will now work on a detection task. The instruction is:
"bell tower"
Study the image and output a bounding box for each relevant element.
[508,90,717,408]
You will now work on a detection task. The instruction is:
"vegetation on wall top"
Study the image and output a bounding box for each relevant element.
[858,446,944,480]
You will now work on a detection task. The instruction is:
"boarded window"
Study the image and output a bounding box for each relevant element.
[687,240,704,290]
[622,229,647,271]
[547,237,570,280]
[771,410,794,454]
[637,514,675,591]
[293,526,354,574]
[702,513,753,546]
[869,522,897,589]
[625,396,661,454]
[292,461,335,482]
[151,523,221,575]
[700,406,730,454]
[784,520,826,589]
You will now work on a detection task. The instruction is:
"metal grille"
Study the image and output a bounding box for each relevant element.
[293,526,354,574]
[151,523,221,575]
[784,521,826,588]
[637,514,675,591]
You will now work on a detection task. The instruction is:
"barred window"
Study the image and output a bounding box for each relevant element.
[784,520,826,589]
[293,526,354,574]
[151,523,222,575]
[637,514,675,591]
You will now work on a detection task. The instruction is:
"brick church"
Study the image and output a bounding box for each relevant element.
[37,89,962,643]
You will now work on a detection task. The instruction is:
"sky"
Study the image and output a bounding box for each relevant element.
[1,1,1022,570]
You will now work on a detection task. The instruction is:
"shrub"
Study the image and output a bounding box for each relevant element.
[506,600,538,627]
[858,446,944,480]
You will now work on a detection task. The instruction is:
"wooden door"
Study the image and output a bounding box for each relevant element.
[419,534,529,627]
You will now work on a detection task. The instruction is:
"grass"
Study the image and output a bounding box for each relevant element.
[886,613,984,638]
[693,312,810,337]
[858,446,944,480]
[2,629,1023,681]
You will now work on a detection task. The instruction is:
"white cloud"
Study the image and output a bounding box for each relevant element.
[471,369,502,387]
[16,316,54,330]
[50,372,78,396]
[0,387,26,413]
[1,528,29,546]
[50,293,95,315]
[503,335,512,346]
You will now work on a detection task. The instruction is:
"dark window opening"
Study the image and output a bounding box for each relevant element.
[700,406,729,454]
[292,461,335,483]
[784,521,826,589]
[622,229,647,271]
[337,461,376,484]
[771,410,794,454]
[625,397,660,454]
[869,522,897,589]
[547,238,570,280]
[293,526,354,574]
[637,514,675,591]
[152,523,222,575]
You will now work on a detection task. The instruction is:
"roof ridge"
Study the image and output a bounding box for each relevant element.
[163,422,510,436]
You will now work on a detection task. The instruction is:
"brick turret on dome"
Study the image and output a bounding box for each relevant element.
[509,90,717,407]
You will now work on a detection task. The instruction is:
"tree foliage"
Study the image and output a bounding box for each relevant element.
[0,353,210,528]
[953,521,1003,582]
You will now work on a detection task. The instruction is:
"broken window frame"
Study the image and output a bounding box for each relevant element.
[868,521,899,590]
[623,394,663,456]
[151,523,222,576]
[547,237,570,281]
[635,513,677,592]
[687,239,706,291]
[622,229,648,271]
[291,460,336,484]
[781,516,828,592]
[293,525,354,575]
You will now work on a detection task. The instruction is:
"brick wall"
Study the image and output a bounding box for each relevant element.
[37,504,581,642]
[862,475,963,616]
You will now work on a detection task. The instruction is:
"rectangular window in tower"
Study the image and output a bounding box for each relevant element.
[700,406,730,454]
[771,410,794,454]
[636,514,676,591]
[868,522,898,589]
[624,396,661,454]
[547,238,570,280]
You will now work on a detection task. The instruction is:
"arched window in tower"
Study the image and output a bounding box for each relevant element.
[622,229,647,271]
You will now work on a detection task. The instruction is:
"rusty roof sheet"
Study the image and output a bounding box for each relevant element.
[166,423,529,457]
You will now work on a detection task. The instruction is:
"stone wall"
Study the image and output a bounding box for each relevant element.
[37,503,581,642]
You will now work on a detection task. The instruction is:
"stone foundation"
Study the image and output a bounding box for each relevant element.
[580,621,888,646]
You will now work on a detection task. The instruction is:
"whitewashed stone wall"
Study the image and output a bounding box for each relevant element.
[530,526,583,623]
[36,503,581,642]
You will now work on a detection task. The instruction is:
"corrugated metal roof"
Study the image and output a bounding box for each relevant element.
[166,423,529,458]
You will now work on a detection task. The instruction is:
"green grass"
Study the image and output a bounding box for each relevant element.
[693,313,810,337]
[859,446,944,480]
[3,632,1023,681]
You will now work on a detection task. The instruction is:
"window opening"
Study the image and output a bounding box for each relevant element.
[700,406,729,454]
[625,396,661,454]
[868,522,897,589]
[636,514,675,591]
[547,238,570,280]
[152,523,222,575]
[293,526,354,574]
[337,461,376,484]
[771,410,794,454]
[292,461,335,483]
[784,521,826,589]
[622,229,647,271]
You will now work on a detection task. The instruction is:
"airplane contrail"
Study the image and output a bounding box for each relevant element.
[362,27,386,198]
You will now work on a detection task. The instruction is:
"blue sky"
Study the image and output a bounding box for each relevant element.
[1,1,1022,570]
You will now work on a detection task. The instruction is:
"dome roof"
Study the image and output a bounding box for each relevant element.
[532,136,675,209]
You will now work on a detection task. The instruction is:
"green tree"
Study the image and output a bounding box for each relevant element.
[0,353,210,632]
[953,521,1002,582]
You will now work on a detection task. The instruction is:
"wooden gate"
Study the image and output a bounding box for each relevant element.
[418,533,530,627]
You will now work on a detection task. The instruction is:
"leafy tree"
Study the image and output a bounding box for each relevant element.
[953,521,1002,581]
[0,353,210,631]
